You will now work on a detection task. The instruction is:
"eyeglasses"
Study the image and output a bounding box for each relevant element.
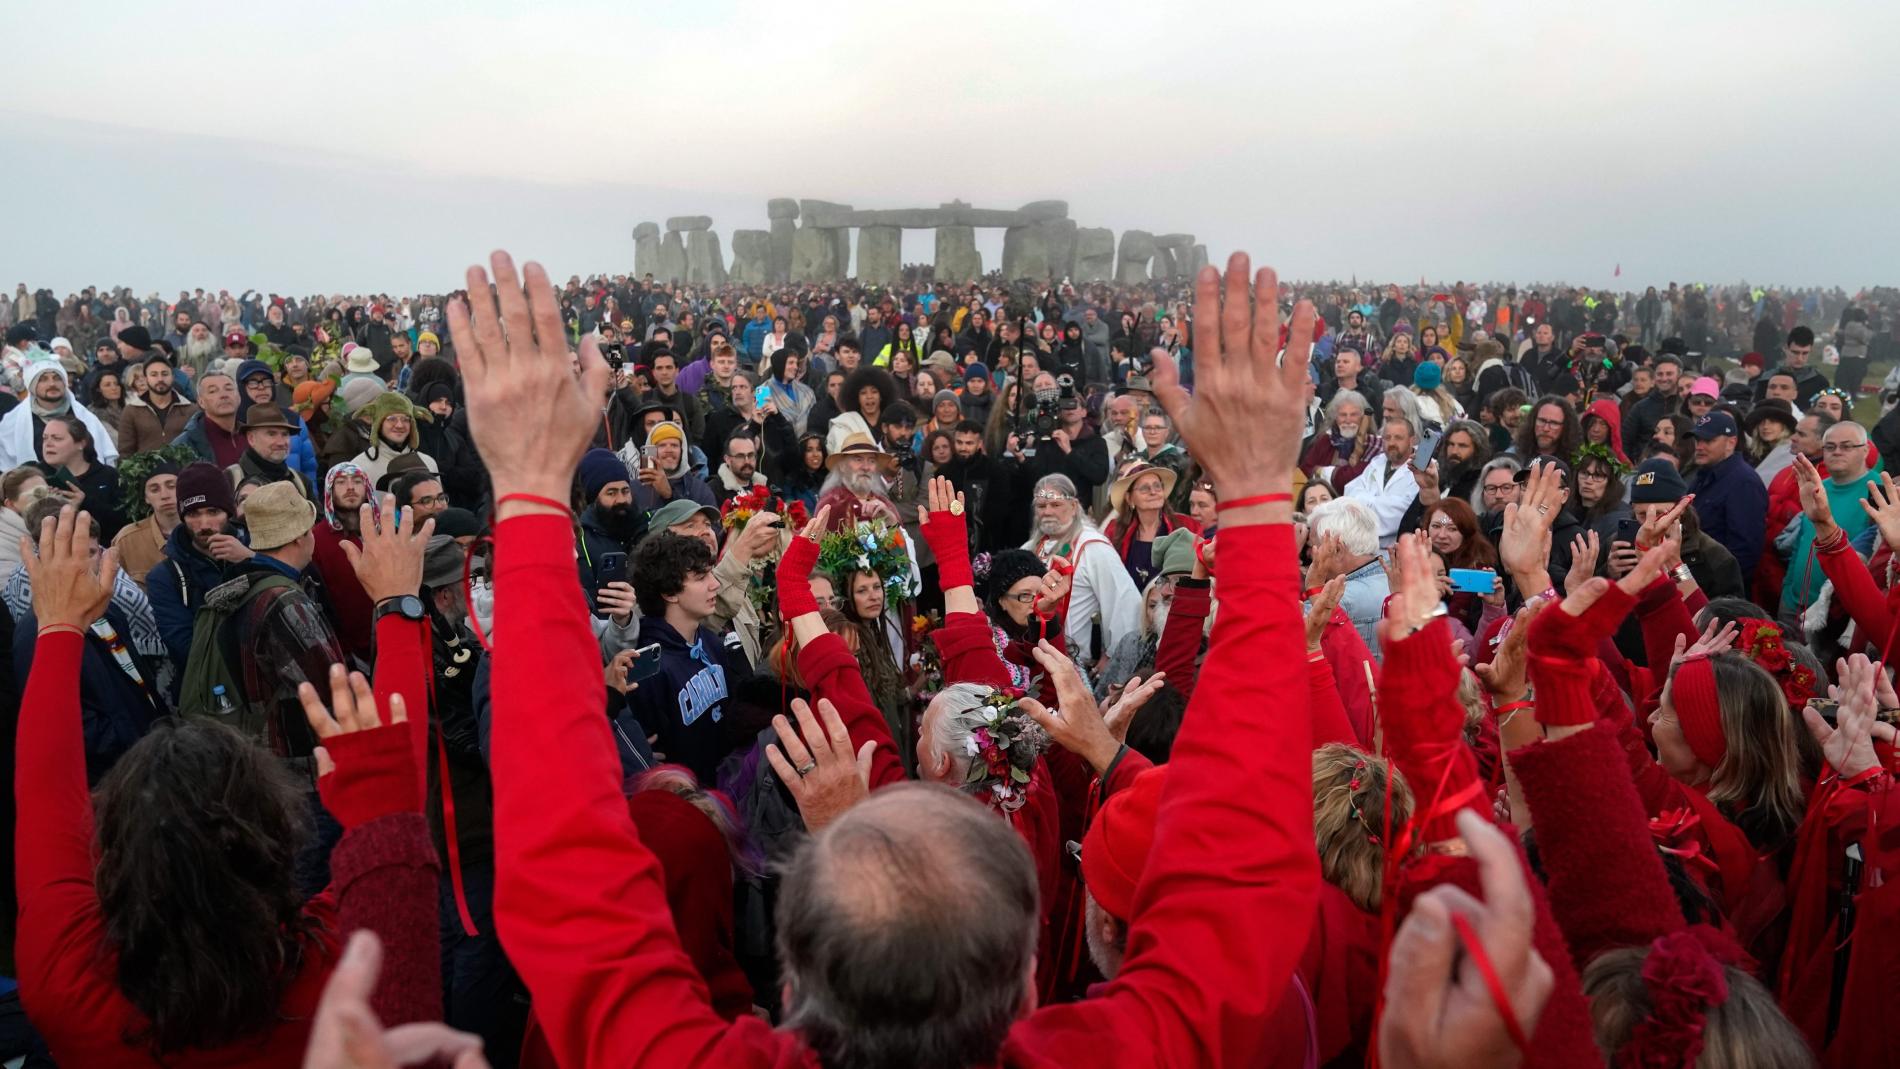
[411,493,448,508]
[1003,591,1039,605]
[1483,483,1516,496]
[1822,441,1866,453]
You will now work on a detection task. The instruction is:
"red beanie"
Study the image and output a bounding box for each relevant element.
[1671,657,1727,769]
[1080,767,1168,923]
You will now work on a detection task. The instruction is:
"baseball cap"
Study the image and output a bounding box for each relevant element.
[1692,411,1739,439]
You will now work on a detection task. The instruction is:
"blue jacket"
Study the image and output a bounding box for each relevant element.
[623,616,745,784]
[145,522,242,668]
[14,605,168,784]
[1688,452,1771,576]
[741,317,770,362]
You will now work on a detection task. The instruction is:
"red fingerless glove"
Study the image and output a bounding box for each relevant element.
[1525,583,1638,659]
[318,724,421,829]
[1526,653,1601,727]
[777,535,822,619]
[920,508,973,590]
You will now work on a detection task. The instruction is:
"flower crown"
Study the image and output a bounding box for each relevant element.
[817,518,912,598]
[962,687,1049,813]
[720,484,809,532]
[1735,619,1816,709]
[1572,441,1629,476]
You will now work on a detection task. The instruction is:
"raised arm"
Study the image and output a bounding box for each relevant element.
[1019,255,1320,1066]
[454,253,787,1069]
[776,508,905,791]
[13,508,118,1012]
[917,475,1014,688]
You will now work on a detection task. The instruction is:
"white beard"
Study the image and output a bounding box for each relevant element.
[842,469,885,498]
[1037,515,1068,537]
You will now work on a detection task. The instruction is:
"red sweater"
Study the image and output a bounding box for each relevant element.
[312,522,375,662]
[489,514,1319,1068]
[15,617,439,1068]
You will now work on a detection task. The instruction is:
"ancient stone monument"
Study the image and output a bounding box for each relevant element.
[632,200,1201,285]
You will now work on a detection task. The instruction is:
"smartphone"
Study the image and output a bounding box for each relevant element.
[629,642,663,683]
[1412,429,1441,472]
[1448,568,1497,595]
[753,383,773,410]
[638,445,657,471]
[1614,517,1642,547]
[598,551,627,585]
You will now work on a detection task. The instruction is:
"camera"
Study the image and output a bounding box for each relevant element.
[1018,374,1078,440]
[603,342,626,371]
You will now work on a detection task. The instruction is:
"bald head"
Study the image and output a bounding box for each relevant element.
[778,783,1036,1068]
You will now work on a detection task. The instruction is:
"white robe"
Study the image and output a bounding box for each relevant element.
[1026,523,1139,662]
[0,362,119,471]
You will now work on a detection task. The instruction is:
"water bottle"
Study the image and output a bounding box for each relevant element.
[211,684,237,717]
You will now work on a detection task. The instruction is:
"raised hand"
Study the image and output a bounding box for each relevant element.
[1378,533,1443,647]
[1102,672,1167,744]
[22,506,118,633]
[1562,530,1599,597]
[1033,555,1073,616]
[343,494,434,603]
[1018,640,1120,773]
[1474,600,1545,701]
[1635,494,1695,553]
[597,581,638,627]
[302,930,489,1069]
[1859,472,1900,552]
[1305,575,1345,652]
[765,698,876,832]
[1667,617,1739,676]
[446,251,611,514]
[1379,811,1553,1069]
[1790,454,1835,537]
[1149,253,1316,520]
[919,474,963,520]
[298,664,418,827]
[1497,461,1560,585]
[1305,531,1345,589]
[1802,654,1884,779]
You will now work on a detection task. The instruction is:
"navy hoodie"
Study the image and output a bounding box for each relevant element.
[624,615,745,784]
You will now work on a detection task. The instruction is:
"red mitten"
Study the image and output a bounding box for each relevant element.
[318,723,421,829]
[776,535,822,619]
[920,507,973,590]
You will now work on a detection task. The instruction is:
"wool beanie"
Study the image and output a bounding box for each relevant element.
[1670,656,1727,768]
[1413,361,1443,390]
[579,448,631,502]
[1628,458,1689,505]
[980,548,1047,603]
[175,461,237,517]
[1080,766,1169,922]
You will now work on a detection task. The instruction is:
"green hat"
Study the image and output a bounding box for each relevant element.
[1151,528,1198,579]
[646,498,719,534]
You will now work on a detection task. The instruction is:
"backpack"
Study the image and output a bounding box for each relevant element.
[178,571,297,741]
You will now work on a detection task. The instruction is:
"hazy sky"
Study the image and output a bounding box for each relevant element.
[6,0,1897,296]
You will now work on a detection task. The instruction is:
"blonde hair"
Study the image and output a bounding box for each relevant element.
[1312,743,1413,910]
[1583,947,1813,1068]
[1702,655,1819,851]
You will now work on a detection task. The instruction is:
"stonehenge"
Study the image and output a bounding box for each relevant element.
[633,199,1200,285]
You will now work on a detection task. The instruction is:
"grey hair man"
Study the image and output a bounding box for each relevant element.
[1022,473,1139,661]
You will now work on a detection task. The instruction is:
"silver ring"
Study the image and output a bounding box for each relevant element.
[796,760,817,776]
[1536,505,1550,515]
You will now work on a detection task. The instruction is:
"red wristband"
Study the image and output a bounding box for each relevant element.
[496,492,573,518]
[1215,492,1292,513]
[1491,699,1534,718]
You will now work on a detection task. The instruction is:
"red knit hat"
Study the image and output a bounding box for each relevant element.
[1080,766,1168,922]
[1670,657,1726,769]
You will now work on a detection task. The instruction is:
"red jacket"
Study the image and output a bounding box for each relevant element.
[312,522,375,662]
[15,617,439,1067]
[488,514,1319,1068]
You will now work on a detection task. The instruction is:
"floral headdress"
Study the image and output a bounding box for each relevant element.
[1734,619,1816,709]
[1617,927,1743,1068]
[1572,441,1630,476]
[962,687,1049,813]
[817,518,912,599]
[719,484,809,532]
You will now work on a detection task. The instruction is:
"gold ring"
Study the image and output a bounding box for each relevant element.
[949,499,965,516]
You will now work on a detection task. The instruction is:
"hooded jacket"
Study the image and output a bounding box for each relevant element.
[622,420,716,513]
[1583,397,1629,465]
[145,521,243,666]
[348,391,438,487]
[0,362,119,470]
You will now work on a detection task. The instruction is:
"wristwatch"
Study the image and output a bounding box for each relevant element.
[374,595,426,624]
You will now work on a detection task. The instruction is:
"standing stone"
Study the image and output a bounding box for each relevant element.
[1016,200,1070,223]
[730,230,770,285]
[791,226,840,282]
[767,199,799,284]
[1073,228,1115,281]
[1116,230,1155,285]
[856,226,901,284]
[632,222,660,278]
[830,230,852,279]
[686,230,727,286]
[935,226,982,282]
[1001,218,1077,281]
[657,231,688,283]
[1151,245,1178,281]
[1186,244,1209,276]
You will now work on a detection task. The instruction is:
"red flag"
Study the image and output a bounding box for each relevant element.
[1614,263,1622,277]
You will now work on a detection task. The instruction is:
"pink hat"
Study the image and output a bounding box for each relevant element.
[1688,376,1721,399]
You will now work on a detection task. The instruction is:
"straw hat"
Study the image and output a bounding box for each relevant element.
[1109,461,1178,513]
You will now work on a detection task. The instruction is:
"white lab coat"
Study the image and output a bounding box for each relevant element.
[1342,452,1419,547]
[1026,523,1140,662]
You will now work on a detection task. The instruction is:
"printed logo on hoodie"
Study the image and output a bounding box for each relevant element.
[677,658,728,727]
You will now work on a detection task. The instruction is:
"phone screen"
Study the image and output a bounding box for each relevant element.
[753,384,773,410]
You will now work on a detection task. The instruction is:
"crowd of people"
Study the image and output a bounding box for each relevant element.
[0,253,1897,1069]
